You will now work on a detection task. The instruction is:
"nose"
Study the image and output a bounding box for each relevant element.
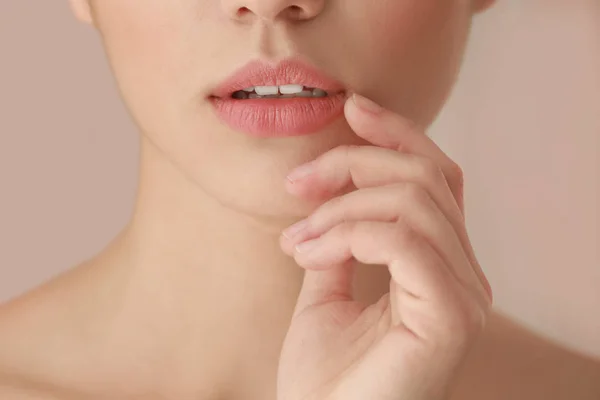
[222,0,326,23]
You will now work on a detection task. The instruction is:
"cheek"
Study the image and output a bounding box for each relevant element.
[349,0,472,124]
[366,0,471,51]
[93,1,190,131]
[96,1,178,67]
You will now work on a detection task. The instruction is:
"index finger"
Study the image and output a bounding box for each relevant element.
[345,94,465,214]
[344,94,492,302]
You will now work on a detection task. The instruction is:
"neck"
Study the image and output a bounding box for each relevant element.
[90,137,304,395]
[119,134,305,314]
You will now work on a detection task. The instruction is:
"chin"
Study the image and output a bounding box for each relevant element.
[210,175,318,221]
[195,118,365,220]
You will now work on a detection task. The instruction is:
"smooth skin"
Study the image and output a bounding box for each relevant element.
[1,0,600,399]
[277,94,493,400]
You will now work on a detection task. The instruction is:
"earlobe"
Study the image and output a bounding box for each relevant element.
[472,0,496,13]
[68,0,94,25]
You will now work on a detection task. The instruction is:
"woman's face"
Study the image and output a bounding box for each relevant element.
[71,0,492,219]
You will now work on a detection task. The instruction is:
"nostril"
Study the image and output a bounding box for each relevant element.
[232,4,319,22]
[288,5,303,17]
[236,7,251,18]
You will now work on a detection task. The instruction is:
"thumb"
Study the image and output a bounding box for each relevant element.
[292,260,356,319]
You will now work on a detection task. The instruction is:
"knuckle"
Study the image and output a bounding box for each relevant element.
[464,310,487,343]
[416,157,445,185]
[391,221,420,247]
[430,290,489,349]
[448,302,488,345]
[450,161,465,186]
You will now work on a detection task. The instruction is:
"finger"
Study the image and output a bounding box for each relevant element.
[293,221,452,303]
[284,146,492,301]
[345,93,466,215]
[291,220,489,342]
[286,146,462,225]
[285,146,463,249]
[281,183,489,304]
[345,94,492,301]
[292,261,356,319]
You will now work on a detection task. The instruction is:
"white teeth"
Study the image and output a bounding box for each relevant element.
[254,86,279,96]
[231,84,331,99]
[279,84,304,95]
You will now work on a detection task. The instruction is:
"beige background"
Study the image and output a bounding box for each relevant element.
[0,2,598,357]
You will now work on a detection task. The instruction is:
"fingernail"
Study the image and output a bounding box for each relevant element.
[352,93,384,115]
[282,218,309,239]
[295,238,321,253]
[287,161,316,183]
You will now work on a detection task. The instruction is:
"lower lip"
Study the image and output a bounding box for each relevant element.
[210,92,347,137]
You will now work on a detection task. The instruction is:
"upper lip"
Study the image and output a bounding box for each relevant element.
[210,58,345,98]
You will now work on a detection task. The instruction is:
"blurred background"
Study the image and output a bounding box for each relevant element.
[0,1,598,357]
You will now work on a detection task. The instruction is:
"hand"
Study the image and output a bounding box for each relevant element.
[277,94,493,400]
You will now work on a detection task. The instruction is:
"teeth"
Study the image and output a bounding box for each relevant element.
[279,84,304,95]
[254,86,279,96]
[231,84,332,99]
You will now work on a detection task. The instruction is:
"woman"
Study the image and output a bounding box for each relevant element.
[0,0,599,399]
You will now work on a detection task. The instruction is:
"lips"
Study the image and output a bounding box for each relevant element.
[209,58,347,137]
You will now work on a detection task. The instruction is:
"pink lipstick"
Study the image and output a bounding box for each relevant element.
[209,59,346,137]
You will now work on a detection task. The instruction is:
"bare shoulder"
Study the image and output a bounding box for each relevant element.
[450,311,600,400]
[0,261,100,400]
[0,303,57,399]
